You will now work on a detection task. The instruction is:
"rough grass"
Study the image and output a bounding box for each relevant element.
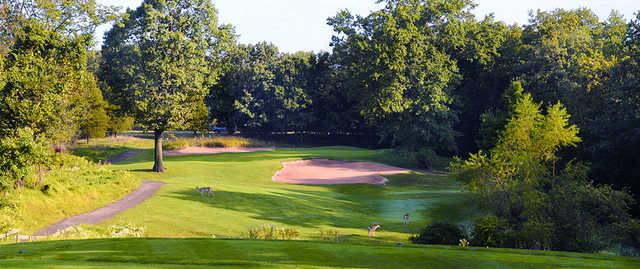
[5,155,140,234]
[71,136,153,163]
[162,136,268,150]
[0,239,638,268]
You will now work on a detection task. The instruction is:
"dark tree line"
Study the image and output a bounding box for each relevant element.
[207,1,640,207]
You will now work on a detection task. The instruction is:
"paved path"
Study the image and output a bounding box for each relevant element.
[33,181,164,236]
[106,149,142,164]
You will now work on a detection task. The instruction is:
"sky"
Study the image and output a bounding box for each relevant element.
[95,0,639,53]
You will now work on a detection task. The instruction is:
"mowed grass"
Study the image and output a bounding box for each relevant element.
[3,140,638,267]
[96,146,472,242]
[1,239,638,268]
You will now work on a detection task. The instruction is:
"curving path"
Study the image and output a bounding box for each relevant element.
[33,181,164,236]
[106,149,142,164]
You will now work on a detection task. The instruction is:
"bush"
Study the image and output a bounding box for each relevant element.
[109,223,146,238]
[162,138,192,150]
[247,224,299,240]
[199,136,258,148]
[472,215,508,247]
[411,222,464,245]
[162,136,266,150]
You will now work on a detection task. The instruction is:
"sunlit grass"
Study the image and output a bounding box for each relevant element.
[163,136,270,150]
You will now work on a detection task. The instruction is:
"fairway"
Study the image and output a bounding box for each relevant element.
[90,146,471,242]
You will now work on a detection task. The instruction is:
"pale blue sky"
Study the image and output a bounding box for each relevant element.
[95,0,639,52]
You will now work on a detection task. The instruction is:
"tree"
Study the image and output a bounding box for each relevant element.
[102,0,227,172]
[453,83,637,252]
[108,114,134,137]
[0,127,50,190]
[328,0,487,155]
[80,78,109,141]
[0,20,95,143]
[207,43,313,133]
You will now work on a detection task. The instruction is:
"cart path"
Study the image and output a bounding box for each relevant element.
[106,149,142,164]
[33,180,164,236]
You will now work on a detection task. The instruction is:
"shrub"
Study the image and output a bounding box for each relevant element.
[109,223,145,238]
[410,222,463,245]
[472,215,508,247]
[199,136,257,148]
[247,224,299,240]
[162,138,192,150]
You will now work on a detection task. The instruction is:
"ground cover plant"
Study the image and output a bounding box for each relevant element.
[162,136,268,151]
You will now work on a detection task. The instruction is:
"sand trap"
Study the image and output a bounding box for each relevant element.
[273,159,411,185]
[165,147,274,156]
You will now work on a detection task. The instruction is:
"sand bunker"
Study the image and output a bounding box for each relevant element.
[165,147,274,156]
[273,159,411,185]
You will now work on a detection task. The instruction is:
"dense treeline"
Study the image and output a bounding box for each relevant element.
[1,0,639,254]
[204,0,640,253]
[208,1,640,205]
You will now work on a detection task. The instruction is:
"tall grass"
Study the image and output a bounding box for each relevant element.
[247,224,299,240]
[11,154,139,233]
[163,136,269,150]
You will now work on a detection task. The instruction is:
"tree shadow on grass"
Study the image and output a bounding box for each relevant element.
[169,188,388,231]
[168,186,473,235]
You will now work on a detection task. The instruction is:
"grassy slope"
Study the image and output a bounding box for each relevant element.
[11,156,140,234]
[92,146,471,242]
[1,239,638,268]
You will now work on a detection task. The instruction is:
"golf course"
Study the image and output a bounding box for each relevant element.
[2,0,640,268]
[0,137,638,268]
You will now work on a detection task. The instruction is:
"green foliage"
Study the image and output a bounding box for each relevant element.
[80,77,109,141]
[454,84,637,252]
[208,43,314,132]
[454,85,580,191]
[411,222,464,245]
[102,0,224,132]
[0,20,97,143]
[329,1,467,153]
[0,127,50,190]
[108,115,134,137]
[101,0,232,171]
[472,215,508,247]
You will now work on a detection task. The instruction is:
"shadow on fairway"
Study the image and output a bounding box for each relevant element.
[168,186,473,235]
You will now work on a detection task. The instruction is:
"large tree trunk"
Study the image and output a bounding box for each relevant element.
[152,130,165,172]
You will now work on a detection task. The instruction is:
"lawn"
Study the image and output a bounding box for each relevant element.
[1,238,638,268]
[94,146,473,242]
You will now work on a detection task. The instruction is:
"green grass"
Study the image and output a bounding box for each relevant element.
[1,238,638,268]
[71,136,152,163]
[3,140,638,267]
[91,146,471,242]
